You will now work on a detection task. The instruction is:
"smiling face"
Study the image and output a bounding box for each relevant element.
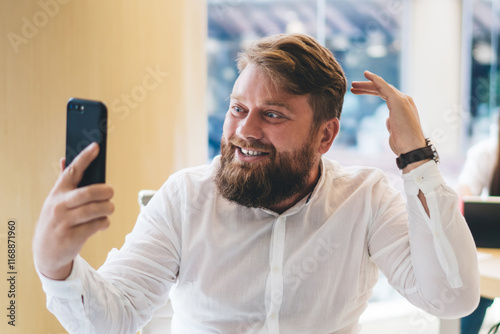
[215,64,338,212]
[225,64,318,163]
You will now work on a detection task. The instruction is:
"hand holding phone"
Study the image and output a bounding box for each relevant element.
[34,98,113,280]
[34,142,114,280]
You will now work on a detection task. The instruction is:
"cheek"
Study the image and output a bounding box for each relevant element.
[271,132,305,152]
[222,113,234,140]
[275,130,315,154]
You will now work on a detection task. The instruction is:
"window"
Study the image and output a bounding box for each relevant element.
[207,0,404,158]
[463,0,500,145]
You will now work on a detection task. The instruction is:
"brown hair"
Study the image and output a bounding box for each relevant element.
[236,33,347,128]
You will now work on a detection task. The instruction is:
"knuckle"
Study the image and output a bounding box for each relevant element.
[62,165,80,185]
[59,192,71,207]
[67,165,76,176]
[62,191,79,209]
[53,197,68,215]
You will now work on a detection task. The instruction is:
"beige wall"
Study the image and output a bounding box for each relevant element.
[0,1,207,333]
[408,0,463,156]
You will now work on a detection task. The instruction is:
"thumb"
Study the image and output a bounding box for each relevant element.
[58,142,100,190]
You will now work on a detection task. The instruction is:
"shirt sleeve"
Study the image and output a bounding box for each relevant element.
[37,256,94,333]
[36,179,182,334]
[368,161,480,318]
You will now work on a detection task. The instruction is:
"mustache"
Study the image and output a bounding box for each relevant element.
[227,135,275,153]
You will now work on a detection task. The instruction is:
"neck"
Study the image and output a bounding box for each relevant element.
[267,160,321,214]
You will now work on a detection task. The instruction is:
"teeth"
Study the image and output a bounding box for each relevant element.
[241,148,265,156]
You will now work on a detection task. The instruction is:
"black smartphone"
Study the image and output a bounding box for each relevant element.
[65,98,107,187]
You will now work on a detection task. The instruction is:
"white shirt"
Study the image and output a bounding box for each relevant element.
[38,157,480,334]
[458,139,498,195]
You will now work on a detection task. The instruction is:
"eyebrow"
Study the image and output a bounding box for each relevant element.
[230,94,295,112]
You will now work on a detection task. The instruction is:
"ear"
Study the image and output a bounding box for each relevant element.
[318,118,340,154]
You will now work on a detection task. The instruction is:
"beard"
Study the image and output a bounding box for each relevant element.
[215,134,317,209]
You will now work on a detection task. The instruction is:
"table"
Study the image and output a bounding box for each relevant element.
[477,248,500,299]
[440,248,500,334]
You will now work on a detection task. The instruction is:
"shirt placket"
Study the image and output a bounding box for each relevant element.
[266,216,286,333]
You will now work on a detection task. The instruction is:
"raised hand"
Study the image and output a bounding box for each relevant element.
[351,71,427,157]
[33,142,114,280]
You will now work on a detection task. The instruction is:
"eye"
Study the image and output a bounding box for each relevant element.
[230,105,245,113]
[264,111,288,122]
[265,112,279,118]
[230,105,246,118]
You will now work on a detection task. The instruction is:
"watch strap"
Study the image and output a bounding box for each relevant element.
[396,146,435,169]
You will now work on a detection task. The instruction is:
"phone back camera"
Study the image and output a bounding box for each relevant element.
[70,104,84,113]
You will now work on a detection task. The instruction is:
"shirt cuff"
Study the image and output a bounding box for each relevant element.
[402,160,444,196]
[37,256,86,299]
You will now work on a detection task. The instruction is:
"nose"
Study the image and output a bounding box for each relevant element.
[236,110,264,141]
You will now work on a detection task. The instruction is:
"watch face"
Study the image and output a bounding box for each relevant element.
[426,138,440,164]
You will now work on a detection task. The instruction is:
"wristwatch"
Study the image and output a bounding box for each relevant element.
[396,138,440,170]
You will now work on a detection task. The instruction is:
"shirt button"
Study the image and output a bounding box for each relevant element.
[269,312,277,319]
[272,266,280,273]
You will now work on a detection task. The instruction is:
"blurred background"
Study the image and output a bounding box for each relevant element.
[1,0,498,333]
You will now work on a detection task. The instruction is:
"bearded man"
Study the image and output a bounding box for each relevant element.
[34,34,479,334]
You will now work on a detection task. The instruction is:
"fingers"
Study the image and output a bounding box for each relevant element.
[350,87,383,98]
[350,81,377,91]
[58,183,114,226]
[362,71,395,97]
[63,184,114,209]
[67,200,115,226]
[351,81,384,98]
[350,71,397,100]
[71,217,111,246]
[59,142,100,189]
[61,183,114,227]
[33,143,111,281]
[350,70,427,156]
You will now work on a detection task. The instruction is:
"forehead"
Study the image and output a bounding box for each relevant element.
[231,64,310,109]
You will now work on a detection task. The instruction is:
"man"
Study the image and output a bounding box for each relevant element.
[34,34,479,333]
